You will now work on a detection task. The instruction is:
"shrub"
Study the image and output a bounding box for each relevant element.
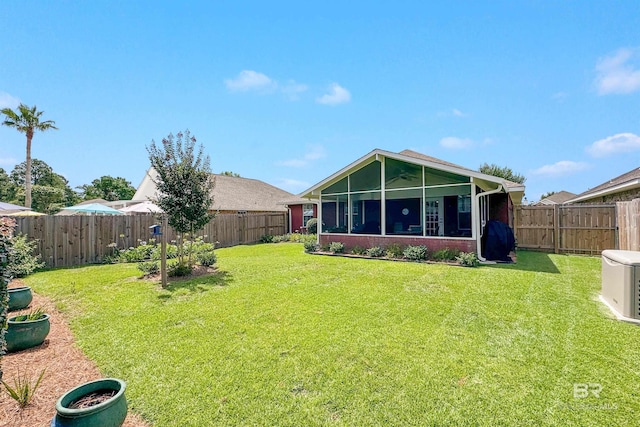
[329,242,345,254]
[385,243,404,259]
[306,218,318,234]
[403,245,428,261]
[168,262,193,277]
[137,261,160,275]
[259,234,274,244]
[119,243,155,263]
[351,246,367,255]
[197,250,217,267]
[0,217,15,381]
[303,241,318,253]
[366,246,385,257]
[6,234,45,278]
[456,252,480,267]
[272,234,289,243]
[432,248,460,262]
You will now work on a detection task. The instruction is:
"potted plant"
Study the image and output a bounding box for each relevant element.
[51,378,128,427]
[5,307,50,353]
[8,285,32,311]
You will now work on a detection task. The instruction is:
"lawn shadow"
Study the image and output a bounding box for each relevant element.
[484,250,561,274]
[157,270,233,299]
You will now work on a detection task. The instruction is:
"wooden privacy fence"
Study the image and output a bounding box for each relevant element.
[514,201,640,254]
[617,198,640,251]
[10,212,287,268]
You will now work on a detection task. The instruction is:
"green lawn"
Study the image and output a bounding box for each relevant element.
[24,244,640,426]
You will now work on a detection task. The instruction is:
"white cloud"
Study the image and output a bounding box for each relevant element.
[0,92,20,109]
[277,144,326,168]
[316,83,351,105]
[281,80,308,100]
[224,70,275,92]
[452,108,467,117]
[439,136,474,149]
[531,161,589,177]
[586,132,640,157]
[594,48,640,95]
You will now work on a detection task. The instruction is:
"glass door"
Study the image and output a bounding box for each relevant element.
[425,198,443,236]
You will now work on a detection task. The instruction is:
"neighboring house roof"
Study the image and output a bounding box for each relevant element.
[299,148,525,202]
[567,167,640,203]
[536,191,577,205]
[133,168,293,212]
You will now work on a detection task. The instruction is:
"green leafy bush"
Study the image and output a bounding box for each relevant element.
[168,262,193,277]
[137,261,160,275]
[366,246,385,257]
[260,235,274,244]
[351,246,367,255]
[0,217,15,381]
[6,234,45,278]
[303,241,318,253]
[271,234,288,243]
[385,243,404,259]
[306,218,318,234]
[329,242,345,254]
[119,243,155,263]
[197,250,217,267]
[403,245,428,261]
[432,248,460,262]
[456,252,480,267]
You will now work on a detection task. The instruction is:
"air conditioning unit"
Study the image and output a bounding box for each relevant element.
[601,250,640,323]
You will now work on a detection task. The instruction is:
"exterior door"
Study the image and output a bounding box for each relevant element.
[425,197,444,236]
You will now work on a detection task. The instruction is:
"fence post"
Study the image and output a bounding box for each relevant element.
[554,204,560,254]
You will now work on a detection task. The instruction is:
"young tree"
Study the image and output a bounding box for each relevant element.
[147,130,215,268]
[1,104,57,208]
[478,163,526,184]
[78,176,136,201]
[220,171,241,177]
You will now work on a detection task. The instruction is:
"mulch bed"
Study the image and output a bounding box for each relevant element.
[1,281,150,427]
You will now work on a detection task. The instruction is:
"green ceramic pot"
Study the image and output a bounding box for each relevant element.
[51,378,128,427]
[8,286,33,311]
[5,313,50,353]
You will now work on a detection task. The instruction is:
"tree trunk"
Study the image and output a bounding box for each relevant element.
[25,132,33,209]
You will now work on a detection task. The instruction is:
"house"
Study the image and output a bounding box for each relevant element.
[299,149,525,261]
[132,168,294,214]
[535,191,576,206]
[280,198,318,233]
[566,167,640,204]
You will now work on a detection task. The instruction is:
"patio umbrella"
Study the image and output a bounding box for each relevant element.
[0,201,31,212]
[61,202,124,215]
[119,201,163,214]
[7,210,46,216]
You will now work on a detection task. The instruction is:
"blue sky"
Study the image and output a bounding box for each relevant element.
[1,1,639,202]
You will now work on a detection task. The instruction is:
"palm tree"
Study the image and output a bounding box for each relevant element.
[1,104,57,208]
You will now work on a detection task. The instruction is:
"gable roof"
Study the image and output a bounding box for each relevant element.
[536,191,577,205]
[134,168,293,212]
[567,167,640,203]
[299,148,525,202]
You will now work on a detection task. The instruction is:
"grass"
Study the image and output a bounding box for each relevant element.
[24,244,640,426]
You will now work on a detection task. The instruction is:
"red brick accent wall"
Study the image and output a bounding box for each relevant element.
[290,204,304,233]
[320,234,475,253]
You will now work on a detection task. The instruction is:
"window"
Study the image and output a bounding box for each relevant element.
[350,192,381,234]
[385,188,422,235]
[302,203,314,227]
[321,195,348,233]
[385,158,422,189]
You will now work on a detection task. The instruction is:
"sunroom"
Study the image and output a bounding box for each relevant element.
[299,149,524,260]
